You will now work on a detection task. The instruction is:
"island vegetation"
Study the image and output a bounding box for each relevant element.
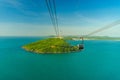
[22,38,80,54]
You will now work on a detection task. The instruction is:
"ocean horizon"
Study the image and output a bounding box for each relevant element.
[0,37,120,80]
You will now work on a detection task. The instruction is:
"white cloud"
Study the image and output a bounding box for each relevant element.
[0,0,40,17]
[74,12,101,23]
[58,12,101,27]
[0,22,55,36]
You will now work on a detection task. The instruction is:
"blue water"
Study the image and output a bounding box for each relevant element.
[0,37,120,80]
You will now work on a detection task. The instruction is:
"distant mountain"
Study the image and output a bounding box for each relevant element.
[62,36,120,40]
[84,36,120,40]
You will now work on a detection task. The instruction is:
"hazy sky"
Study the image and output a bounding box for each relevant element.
[0,0,120,36]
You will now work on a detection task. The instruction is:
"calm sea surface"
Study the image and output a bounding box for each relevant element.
[0,37,120,80]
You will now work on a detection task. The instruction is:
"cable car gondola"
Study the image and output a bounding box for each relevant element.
[77,37,84,50]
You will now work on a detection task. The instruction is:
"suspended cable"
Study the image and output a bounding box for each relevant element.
[48,0,59,36]
[86,20,120,36]
[45,0,58,36]
[45,0,60,37]
[53,0,59,36]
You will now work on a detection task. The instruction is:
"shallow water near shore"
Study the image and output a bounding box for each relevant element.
[0,37,120,80]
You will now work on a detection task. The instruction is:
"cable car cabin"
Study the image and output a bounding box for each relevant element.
[78,44,84,49]
[78,37,84,50]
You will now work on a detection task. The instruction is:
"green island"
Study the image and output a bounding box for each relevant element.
[22,38,80,54]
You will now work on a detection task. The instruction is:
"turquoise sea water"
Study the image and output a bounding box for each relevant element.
[0,37,120,80]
